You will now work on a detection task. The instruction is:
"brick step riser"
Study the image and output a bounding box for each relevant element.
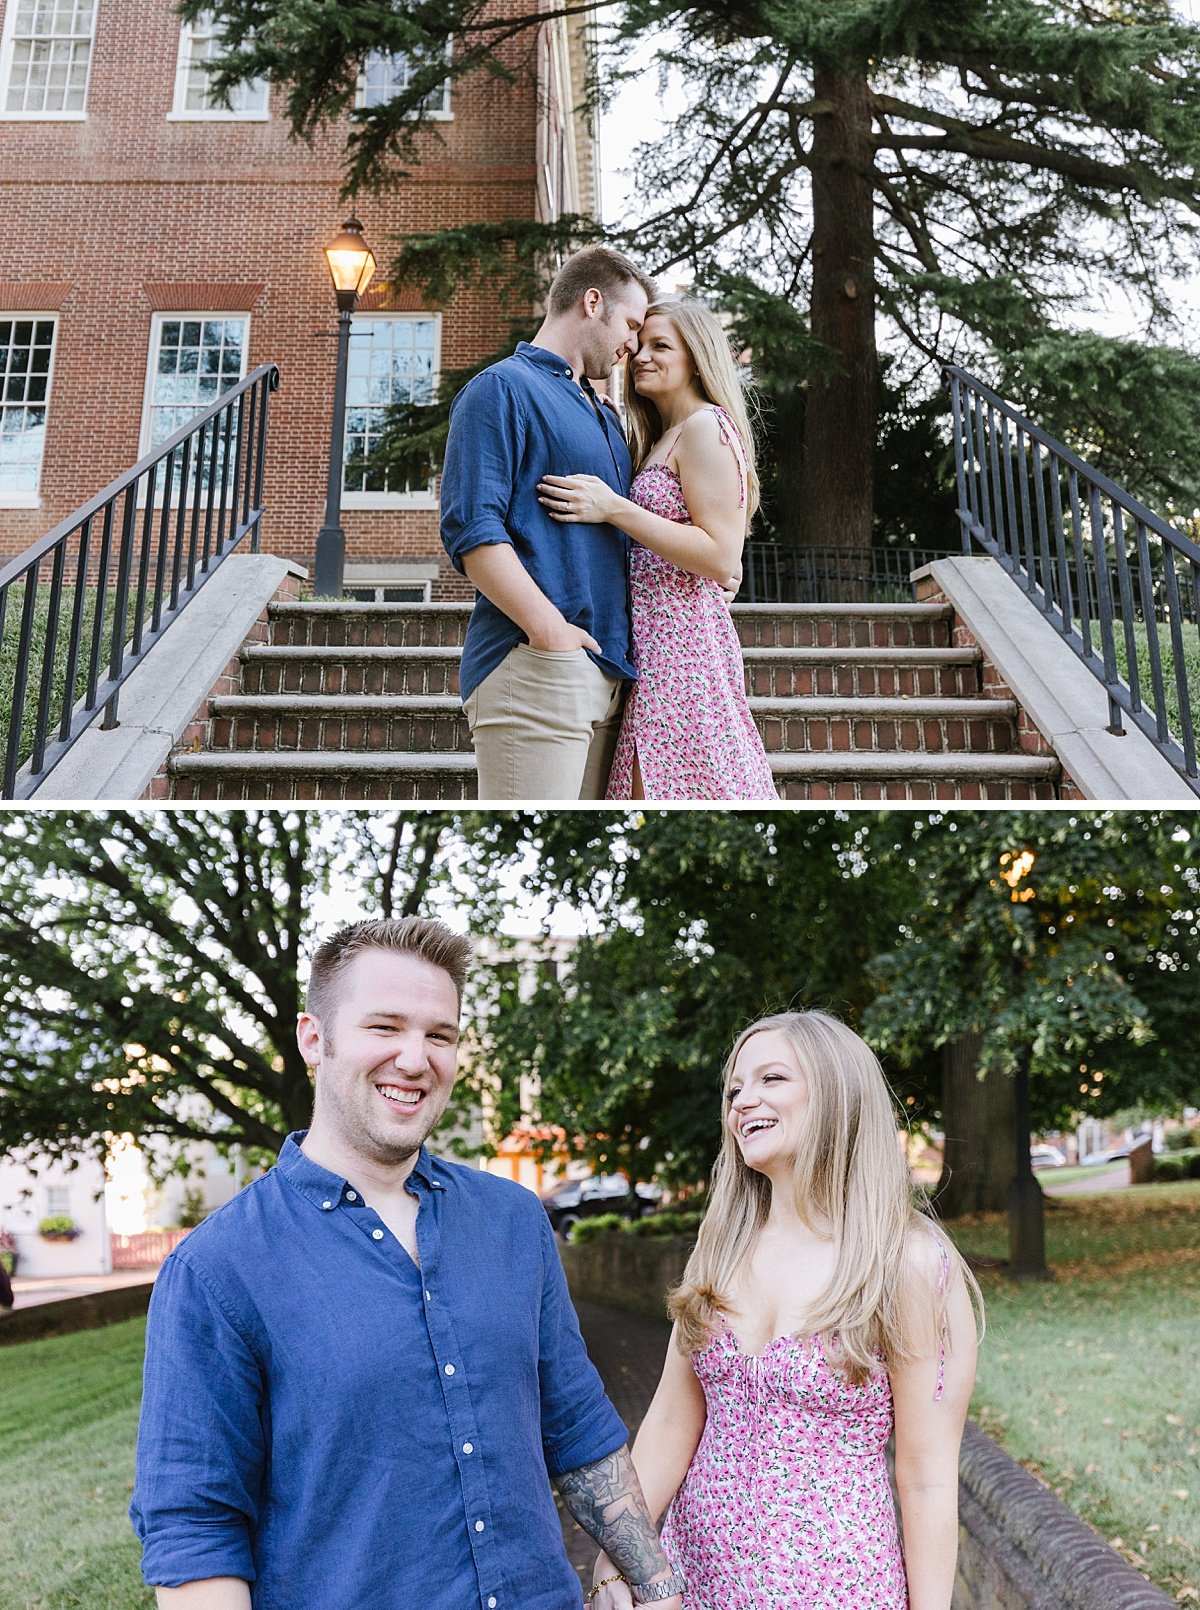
[747,666,979,699]
[170,775,477,803]
[171,774,1056,803]
[777,778,1059,802]
[243,662,980,700]
[270,621,953,652]
[241,663,462,698]
[211,712,1017,756]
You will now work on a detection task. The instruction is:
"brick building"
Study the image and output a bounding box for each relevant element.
[0,0,598,600]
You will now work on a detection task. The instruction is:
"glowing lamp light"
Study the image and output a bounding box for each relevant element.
[323,215,377,307]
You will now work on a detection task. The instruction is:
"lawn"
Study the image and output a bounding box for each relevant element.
[952,1181,1200,1603]
[0,1318,154,1610]
[1,1185,1195,1608]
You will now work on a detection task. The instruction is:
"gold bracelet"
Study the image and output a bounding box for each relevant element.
[586,1572,628,1602]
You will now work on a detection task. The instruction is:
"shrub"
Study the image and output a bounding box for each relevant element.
[1163,1127,1200,1153]
[1188,1152,1200,1181]
[626,1210,705,1239]
[568,1214,627,1245]
[1152,1154,1189,1182]
[38,1215,82,1241]
[177,1187,208,1229]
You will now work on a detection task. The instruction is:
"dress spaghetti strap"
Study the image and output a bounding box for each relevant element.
[705,403,748,510]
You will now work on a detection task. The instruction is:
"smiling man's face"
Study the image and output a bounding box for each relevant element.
[298,947,461,1169]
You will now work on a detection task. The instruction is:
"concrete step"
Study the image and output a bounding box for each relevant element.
[204,692,1019,757]
[168,746,1059,802]
[771,752,1060,802]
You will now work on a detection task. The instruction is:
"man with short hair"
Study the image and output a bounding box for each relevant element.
[131,916,683,1610]
[441,245,656,800]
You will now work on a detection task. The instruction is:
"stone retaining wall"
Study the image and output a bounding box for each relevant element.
[561,1234,1173,1610]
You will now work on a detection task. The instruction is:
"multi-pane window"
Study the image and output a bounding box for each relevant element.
[146,316,247,451]
[356,46,451,116]
[1,0,95,116]
[343,316,438,502]
[172,13,268,117]
[0,317,55,498]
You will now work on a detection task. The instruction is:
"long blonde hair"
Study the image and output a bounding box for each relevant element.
[668,1011,981,1384]
[626,297,761,523]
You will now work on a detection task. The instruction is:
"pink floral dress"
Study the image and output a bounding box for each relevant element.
[660,1319,909,1610]
[605,406,778,802]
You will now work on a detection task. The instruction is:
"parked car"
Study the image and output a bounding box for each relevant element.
[1029,1144,1067,1169]
[539,1173,661,1236]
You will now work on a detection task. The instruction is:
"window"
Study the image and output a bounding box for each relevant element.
[343,563,438,603]
[0,316,56,504]
[171,12,268,119]
[356,45,452,117]
[143,315,248,453]
[0,0,95,118]
[342,315,439,508]
[44,1186,70,1216]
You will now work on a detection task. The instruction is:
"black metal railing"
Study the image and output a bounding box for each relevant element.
[743,542,952,604]
[0,364,280,799]
[944,364,1199,794]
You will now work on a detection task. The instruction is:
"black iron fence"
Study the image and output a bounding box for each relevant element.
[743,542,951,604]
[943,364,1199,794]
[0,364,280,799]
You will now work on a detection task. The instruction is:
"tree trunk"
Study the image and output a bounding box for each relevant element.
[803,61,877,572]
[934,1031,1014,1217]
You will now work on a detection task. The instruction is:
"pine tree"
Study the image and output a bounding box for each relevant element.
[190,0,1200,555]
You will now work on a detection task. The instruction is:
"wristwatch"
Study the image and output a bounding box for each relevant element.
[630,1571,687,1604]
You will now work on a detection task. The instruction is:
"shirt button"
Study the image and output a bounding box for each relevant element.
[444,1363,456,1376]
[346,1190,358,1201]
[425,1290,432,1301]
[488,1598,497,1607]
[321,1201,332,1210]
[475,1520,485,1533]
[372,1229,384,1241]
[463,1442,474,1455]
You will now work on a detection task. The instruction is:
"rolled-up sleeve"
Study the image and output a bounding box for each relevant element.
[130,1253,265,1587]
[440,370,527,573]
[534,1207,628,1477]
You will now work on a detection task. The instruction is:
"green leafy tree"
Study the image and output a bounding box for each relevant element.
[0,809,515,1165]
[189,0,1200,555]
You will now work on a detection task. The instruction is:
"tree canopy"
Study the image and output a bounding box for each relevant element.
[189,0,1200,547]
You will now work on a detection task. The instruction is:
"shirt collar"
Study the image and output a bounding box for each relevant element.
[277,1131,445,1209]
[514,340,575,381]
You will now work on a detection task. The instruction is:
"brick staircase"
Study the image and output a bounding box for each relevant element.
[167,601,1061,801]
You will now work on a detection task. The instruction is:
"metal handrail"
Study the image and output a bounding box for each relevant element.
[943,365,1199,795]
[0,364,280,799]
[743,542,953,604]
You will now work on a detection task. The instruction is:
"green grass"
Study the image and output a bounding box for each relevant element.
[1113,620,1200,743]
[0,585,136,779]
[0,1319,154,1610]
[949,1182,1200,1600]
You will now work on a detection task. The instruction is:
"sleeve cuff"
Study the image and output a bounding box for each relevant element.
[543,1398,629,1479]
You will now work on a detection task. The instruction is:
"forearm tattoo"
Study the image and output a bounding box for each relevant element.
[555,1445,669,1585]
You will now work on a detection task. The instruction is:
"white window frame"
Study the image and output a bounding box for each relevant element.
[343,563,439,603]
[354,42,453,120]
[341,312,441,511]
[137,311,251,501]
[0,311,59,508]
[168,12,268,121]
[0,0,96,121]
[44,1185,71,1216]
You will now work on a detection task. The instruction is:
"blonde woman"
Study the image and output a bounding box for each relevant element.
[537,297,777,801]
[589,1011,980,1610]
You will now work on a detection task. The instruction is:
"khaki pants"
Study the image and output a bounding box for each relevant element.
[464,644,625,800]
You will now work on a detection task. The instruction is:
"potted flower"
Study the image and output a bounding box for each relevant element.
[38,1215,83,1242]
[0,1230,16,1277]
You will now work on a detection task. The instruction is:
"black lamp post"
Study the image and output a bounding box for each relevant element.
[314,215,377,597]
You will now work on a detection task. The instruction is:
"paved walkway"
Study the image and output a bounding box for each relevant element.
[561,1301,673,1586]
[9,1268,157,1309]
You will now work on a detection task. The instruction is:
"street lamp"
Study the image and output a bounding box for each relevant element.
[998,848,1050,1281]
[314,215,377,597]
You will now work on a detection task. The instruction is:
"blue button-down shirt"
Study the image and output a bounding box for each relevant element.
[131,1134,627,1610]
[440,341,637,701]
